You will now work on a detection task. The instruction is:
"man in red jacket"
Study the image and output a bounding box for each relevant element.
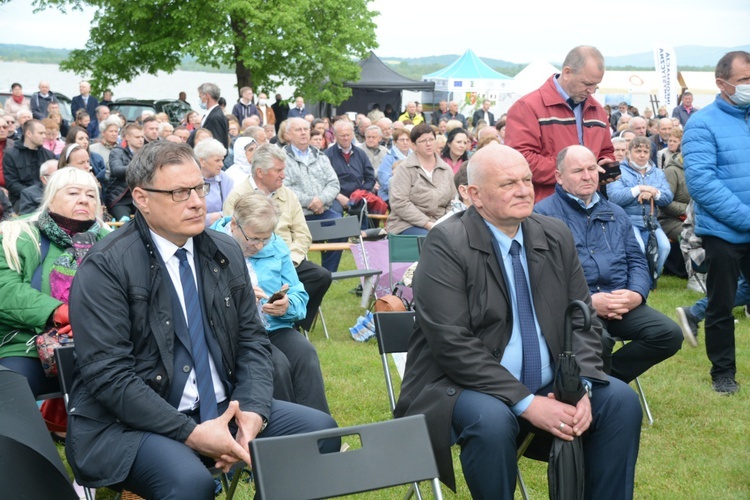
[505,46,614,201]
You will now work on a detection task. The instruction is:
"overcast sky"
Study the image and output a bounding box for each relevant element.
[1,0,748,63]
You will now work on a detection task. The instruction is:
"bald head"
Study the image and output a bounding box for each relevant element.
[467,144,533,236]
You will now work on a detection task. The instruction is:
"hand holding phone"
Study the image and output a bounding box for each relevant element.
[267,287,288,304]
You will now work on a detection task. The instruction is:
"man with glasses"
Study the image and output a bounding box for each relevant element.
[67,141,337,498]
[505,45,614,202]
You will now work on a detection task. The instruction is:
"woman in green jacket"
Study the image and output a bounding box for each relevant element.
[0,167,109,397]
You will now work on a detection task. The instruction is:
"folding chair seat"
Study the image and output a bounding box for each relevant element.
[250,415,443,499]
[307,216,382,339]
[387,234,425,289]
[373,312,536,499]
[54,346,245,499]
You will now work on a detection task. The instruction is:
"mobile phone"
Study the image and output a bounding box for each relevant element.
[599,161,621,182]
[267,288,288,304]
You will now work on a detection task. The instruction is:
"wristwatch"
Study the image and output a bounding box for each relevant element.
[584,382,593,400]
[260,416,268,434]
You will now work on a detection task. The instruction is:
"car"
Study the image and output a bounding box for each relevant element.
[108,99,193,127]
[0,92,73,122]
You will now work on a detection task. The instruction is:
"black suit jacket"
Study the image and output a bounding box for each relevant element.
[201,105,229,150]
[393,207,605,489]
[472,109,495,127]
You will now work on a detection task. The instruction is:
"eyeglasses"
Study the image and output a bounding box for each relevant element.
[236,223,272,246]
[141,182,210,202]
[416,137,435,145]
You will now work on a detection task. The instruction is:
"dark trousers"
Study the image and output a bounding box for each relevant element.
[294,259,332,331]
[0,356,60,398]
[119,398,338,499]
[703,236,750,379]
[305,208,344,273]
[601,303,683,383]
[109,203,134,220]
[451,378,642,499]
[269,328,330,414]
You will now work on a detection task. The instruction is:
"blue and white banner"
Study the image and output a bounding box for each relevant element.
[653,44,680,110]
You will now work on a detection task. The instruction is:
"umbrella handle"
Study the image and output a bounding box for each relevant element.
[564,300,591,353]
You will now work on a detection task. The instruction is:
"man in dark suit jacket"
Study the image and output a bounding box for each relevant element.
[394,144,642,498]
[195,83,229,150]
[70,81,100,132]
[471,99,495,127]
[287,96,308,119]
[67,141,337,497]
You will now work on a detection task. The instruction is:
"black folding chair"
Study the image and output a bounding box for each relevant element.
[373,312,534,500]
[307,216,382,338]
[250,415,443,499]
[55,346,245,499]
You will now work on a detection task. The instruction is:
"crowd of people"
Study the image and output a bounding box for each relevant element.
[0,46,748,499]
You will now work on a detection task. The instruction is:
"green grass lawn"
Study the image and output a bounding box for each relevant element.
[64,253,750,499]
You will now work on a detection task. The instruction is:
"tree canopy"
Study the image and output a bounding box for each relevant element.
[31,0,378,104]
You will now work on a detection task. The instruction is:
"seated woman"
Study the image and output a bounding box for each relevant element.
[440,127,470,174]
[386,123,456,235]
[607,136,673,281]
[0,168,109,398]
[89,116,122,176]
[212,192,330,414]
[224,136,256,186]
[193,138,232,227]
[183,110,201,131]
[377,128,411,205]
[65,126,106,184]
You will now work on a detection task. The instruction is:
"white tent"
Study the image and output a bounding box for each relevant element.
[511,60,559,97]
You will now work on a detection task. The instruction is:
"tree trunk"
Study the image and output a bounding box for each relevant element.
[230,15,253,94]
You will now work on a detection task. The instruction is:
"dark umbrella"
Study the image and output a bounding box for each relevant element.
[548,300,590,500]
[644,198,660,289]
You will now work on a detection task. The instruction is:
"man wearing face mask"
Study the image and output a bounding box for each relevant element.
[191,83,229,150]
[683,51,750,395]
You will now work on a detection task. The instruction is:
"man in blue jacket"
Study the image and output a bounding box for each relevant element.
[683,51,750,395]
[535,145,682,383]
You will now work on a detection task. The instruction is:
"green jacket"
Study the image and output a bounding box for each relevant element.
[0,225,109,358]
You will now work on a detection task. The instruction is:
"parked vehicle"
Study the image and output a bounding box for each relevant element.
[108,99,193,127]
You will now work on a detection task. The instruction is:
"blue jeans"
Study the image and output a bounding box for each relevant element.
[305,208,344,273]
[690,275,750,322]
[398,226,429,236]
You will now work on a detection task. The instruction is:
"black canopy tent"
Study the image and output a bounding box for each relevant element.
[329,52,436,118]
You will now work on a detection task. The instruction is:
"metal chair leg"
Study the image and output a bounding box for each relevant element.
[633,377,654,425]
[317,306,330,339]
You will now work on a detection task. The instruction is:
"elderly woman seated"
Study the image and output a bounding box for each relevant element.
[193,138,232,227]
[0,168,109,399]
[212,193,330,414]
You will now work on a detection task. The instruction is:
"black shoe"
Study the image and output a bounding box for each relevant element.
[712,377,740,395]
[675,307,699,347]
[349,284,363,297]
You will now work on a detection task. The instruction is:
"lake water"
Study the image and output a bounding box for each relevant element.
[0,61,297,109]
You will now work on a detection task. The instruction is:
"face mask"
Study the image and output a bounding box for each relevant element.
[723,80,750,106]
[199,101,207,110]
[258,99,267,106]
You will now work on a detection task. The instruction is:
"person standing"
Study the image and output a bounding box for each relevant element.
[505,46,614,201]
[683,51,750,394]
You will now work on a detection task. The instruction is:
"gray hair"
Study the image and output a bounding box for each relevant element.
[39,159,58,178]
[193,138,227,160]
[365,124,383,137]
[333,120,354,134]
[95,105,109,118]
[232,191,280,235]
[251,143,287,177]
[126,141,199,190]
[287,117,309,132]
[242,126,265,142]
[716,51,750,80]
[562,45,605,73]
[612,137,627,146]
[99,115,122,134]
[198,82,221,101]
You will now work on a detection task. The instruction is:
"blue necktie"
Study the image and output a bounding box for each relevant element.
[175,248,219,422]
[509,241,542,394]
